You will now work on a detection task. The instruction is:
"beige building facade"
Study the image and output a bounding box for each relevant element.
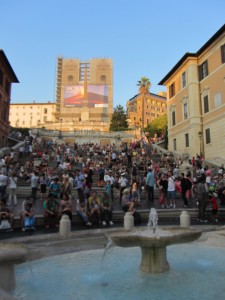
[55,57,113,131]
[126,91,167,130]
[9,102,55,128]
[159,24,225,160]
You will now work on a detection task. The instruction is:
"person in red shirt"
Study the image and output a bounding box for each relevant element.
[209,193,218,223]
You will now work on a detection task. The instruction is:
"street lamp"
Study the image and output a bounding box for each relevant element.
[198,131,202,156]
[58,118,63,139]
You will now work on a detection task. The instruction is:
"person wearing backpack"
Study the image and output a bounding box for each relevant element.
[185,173,193,205]
[180,173,189,208]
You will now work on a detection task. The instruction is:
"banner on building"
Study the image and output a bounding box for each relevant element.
[64,85,108,107]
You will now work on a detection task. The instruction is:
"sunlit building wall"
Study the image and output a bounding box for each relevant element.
[159,24,225,159]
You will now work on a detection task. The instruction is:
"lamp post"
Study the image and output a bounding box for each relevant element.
[58,118,63,139]
[198,131,202,156]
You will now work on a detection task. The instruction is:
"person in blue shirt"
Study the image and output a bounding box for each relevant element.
[146,168,155,202]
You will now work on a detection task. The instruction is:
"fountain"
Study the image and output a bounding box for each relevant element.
[109,209,201,273]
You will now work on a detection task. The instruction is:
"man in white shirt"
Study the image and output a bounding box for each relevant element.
[28,172,39,202]
[119,173,128,203]
[0,170,8,199]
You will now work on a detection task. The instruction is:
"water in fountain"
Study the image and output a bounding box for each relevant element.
[13,244,225,300]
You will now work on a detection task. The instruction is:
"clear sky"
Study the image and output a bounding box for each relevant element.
[1,0,225,107]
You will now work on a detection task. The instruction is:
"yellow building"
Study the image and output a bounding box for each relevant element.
[0,50,19,147]
[159,24,225,159]
[126,91,167,130]
[9,102,55,128]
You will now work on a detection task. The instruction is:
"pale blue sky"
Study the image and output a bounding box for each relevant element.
[1,0,225,107]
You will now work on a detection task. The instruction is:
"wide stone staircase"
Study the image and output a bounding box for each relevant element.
[3,145,225,230]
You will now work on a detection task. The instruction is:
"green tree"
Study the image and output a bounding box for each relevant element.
[109,105,129,131]
[146,114,167,139]
[137,77,151,93]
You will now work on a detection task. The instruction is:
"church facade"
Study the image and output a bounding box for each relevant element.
[54,57,113,131]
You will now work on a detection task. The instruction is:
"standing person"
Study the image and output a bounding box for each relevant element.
[131,177,138,204]
[98,164,105,187]
[0,170,9,199]
[74,169,85,197]
[216,174,225,206]
[180,173,189,208]
[39,173,48,202]
[209,192,218,224]
[167,171,176,208]
[146,168,155,203]
[157,173,168,208]
[119,173,128,203]
[196,175,208,223]
[28,171,39,202]
[173,165,180,179]
[185,173,193,205]
[49,177,61,199]
[7,171,18,206]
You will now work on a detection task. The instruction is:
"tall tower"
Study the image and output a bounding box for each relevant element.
[55,57,113,130]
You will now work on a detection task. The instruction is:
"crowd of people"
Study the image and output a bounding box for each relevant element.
[0,135,225,231]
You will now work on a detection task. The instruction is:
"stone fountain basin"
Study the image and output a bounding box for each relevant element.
[109,227,202,248]
[108,228,202,273]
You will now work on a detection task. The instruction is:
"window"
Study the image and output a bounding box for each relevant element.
[173,139,177,151]
[151,113,155,117]
[221,44,225,63]
[199,60,208,80]
[214,93,221,107]
[44,108,48,114]
[182,72,187,88]
[205,128,211,144]
[185,133,189,147]
[183,102,188,120]
[172,110,176,126]
[79,62,90,81]
[100,75,106,84]
[68,75,73,82]
[0,68,3,86]
[203,95,209,113]
[44,116,47,122]
[169,82,175,98]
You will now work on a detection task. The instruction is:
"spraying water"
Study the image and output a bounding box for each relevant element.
[147,207,158,233]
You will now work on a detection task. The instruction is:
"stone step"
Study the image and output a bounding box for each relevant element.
[10,207,223,230]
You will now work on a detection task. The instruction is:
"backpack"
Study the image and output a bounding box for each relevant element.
[185,178,192,190]
[24,216,35,228]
